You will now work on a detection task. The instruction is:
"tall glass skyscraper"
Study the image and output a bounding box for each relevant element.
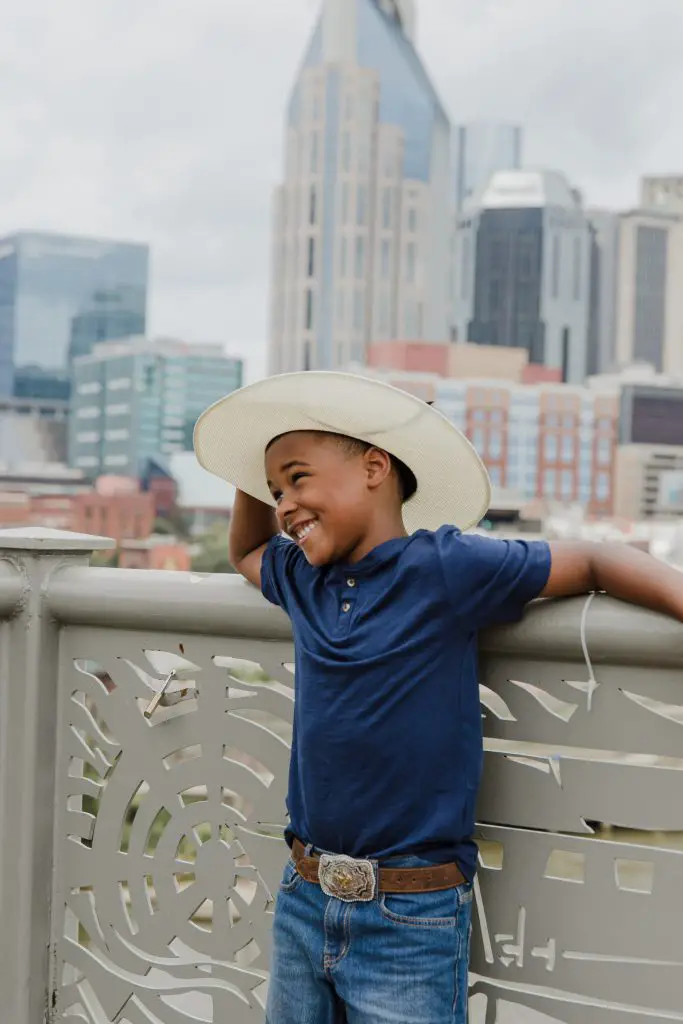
[269,0,452,374]
[453,122,523,212]
[0,231,148,399]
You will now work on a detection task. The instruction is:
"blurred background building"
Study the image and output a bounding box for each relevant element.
[69,337,243,478]
[452,170,592,384]
[269,0,452,374]
[452,121,523,212]
[0,231,148,400]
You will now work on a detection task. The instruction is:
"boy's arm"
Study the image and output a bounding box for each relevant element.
[543,541,683,621]
[229,490,279,587]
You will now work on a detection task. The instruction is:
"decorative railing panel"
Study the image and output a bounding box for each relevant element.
[0,531,682,1023]
[51,627,295,1022]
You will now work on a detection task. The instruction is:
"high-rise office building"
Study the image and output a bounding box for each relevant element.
[614,208,683,377]
[269,0,452,375]
[585,209,619,376]
[69,338,243,479]
[0,231,148,399]
[453,170,592,384]
[453,122,523,212]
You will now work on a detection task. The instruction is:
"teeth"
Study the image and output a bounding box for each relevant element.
[294,521,316,540]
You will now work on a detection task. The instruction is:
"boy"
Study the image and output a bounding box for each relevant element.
[194,372,683,1024]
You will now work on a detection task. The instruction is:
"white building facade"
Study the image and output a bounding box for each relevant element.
[268,0,452,375]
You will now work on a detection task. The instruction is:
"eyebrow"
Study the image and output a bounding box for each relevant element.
[266,459,310,488]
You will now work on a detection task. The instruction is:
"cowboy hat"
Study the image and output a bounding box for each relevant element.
[193,371,491,533]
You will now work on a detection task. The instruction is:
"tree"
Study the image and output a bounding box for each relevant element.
[191,521,237,574]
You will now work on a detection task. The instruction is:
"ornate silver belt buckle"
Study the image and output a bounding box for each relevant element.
[318,853,376,903]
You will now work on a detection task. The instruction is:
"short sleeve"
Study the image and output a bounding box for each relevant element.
[435,526,551,629]
[260,534,307,611]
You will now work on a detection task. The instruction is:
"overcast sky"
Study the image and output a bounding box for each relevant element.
[1,0,681,380]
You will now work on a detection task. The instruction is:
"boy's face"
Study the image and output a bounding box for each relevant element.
[265,431,386,566]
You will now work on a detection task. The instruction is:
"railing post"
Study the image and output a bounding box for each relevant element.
[0,528,113,1024]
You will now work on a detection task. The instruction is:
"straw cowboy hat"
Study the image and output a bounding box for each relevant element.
[194,371,491,533]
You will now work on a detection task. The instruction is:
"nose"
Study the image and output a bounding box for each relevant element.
[277,494,298,527]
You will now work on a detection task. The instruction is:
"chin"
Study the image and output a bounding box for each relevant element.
[301,540,336,567]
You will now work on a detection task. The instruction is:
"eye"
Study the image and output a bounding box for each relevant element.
[271,489,283,504]
[291,472,308,484]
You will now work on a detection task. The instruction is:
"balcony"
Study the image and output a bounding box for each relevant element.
[1,527,682,1023]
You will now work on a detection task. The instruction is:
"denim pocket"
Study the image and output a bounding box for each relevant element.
[378,882,472,928]
[279,857,304,893]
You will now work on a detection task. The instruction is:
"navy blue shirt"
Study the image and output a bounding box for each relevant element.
[261,526,551,880]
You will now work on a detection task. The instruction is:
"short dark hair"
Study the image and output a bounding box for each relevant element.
[266,430,417,503]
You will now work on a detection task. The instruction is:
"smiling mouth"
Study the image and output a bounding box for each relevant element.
[290,520,318,543]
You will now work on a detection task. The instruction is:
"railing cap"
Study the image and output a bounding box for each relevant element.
[0,527,115,552]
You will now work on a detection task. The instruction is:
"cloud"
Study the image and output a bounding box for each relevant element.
[0,0,680,382]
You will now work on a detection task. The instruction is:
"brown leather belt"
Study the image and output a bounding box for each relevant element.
[292,839,466,894]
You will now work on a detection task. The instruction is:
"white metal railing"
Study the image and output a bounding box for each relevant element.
[0,528,682,1023]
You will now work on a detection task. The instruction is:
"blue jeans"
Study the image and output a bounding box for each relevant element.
[266,853,473,1023]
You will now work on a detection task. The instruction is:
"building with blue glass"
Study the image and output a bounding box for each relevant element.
[68,338,243,479]
[0,231,148,399]
[453,122,523,212]
[269,0,452,373]
[453,170,592,384]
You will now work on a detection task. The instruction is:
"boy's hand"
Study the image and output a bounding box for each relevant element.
[229,490,279,588]
[543,541,683,622]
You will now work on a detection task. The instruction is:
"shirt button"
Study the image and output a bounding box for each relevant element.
[346,578,356,588]
[341,601,351,613]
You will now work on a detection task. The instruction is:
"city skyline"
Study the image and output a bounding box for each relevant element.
[0,0,681,381]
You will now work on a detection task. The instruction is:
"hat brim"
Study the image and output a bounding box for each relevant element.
[193,371,491,533]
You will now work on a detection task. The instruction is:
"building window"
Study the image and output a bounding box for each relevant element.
[77,381,102,395]
[353,288,364,331]
[356,185,367,226]
[572,236,581,300]
[597,437,611,464]
[303,340,312,370]
[344,94,354,120]
[340,183,349,224]
[544,468,556,496]
[76,456,99,468]
[596,472,610,500]
[309,185,317,225]
[544,434,558,460]
[489,430,502,458]
[336,290,346,328]
[105,428,130,442]
[341,132,351,172]
[307,237,315,278]
[355,237,365,278]
[379,292,390,334]
[406,243,416,284]
[489,466,502,486]
[104,454,129,468]
[561,435,574,462]
[561,470,574,498]
[407,208,417,233]
[76,406,100,420]
[305,289,314,331]
[551,236,561,298]
[339,237,347,277]
[382,188,392,229]
[381,240,390,279]
[472,427,485,452]
[105,403,130,416]
[76,431,100,443]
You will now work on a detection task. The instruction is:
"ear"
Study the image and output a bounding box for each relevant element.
[364,447,392,490]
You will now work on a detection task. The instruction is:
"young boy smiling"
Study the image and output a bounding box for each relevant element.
[195,371,683,1024]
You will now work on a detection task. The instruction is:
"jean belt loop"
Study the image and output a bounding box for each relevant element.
[304,843,314,857]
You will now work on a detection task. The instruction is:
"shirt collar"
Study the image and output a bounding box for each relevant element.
[327,534,417,579]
